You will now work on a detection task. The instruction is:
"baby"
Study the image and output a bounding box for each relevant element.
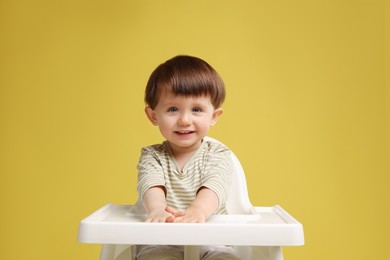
[136,55,240,259]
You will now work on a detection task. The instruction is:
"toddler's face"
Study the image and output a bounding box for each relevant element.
[145,90,222,154]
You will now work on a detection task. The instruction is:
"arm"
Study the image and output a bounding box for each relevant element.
[142,186,174,222]
[175,143,233,223]
[174,187,218,223]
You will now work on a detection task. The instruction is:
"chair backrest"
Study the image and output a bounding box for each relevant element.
[204,137,255,215]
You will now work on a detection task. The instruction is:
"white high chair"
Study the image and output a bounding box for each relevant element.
[78,137,304,260]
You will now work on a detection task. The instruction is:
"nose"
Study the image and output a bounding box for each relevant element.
[178,112,192,126]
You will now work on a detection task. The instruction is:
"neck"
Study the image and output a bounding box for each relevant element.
[169,141,201,157]
[168,140,202,171]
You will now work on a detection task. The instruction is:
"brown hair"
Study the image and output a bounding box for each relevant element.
[145,55,225,109]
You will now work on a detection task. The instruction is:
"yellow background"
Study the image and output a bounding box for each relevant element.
[1,0,389,259]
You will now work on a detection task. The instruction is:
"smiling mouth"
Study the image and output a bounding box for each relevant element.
[175,130,195,135]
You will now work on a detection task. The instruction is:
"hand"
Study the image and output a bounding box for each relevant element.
[146,207,174,223]
[165,206,185,222]
[173,206,207,223]
[173,187,217,223]
[145,206,185,223]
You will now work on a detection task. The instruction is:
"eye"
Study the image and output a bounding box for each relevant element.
[167,107,178,112]
[192,107,202,112]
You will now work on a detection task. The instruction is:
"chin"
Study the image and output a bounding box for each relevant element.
[172,138,201,147]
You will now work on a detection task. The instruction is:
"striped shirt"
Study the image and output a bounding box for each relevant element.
[137,140,233,214]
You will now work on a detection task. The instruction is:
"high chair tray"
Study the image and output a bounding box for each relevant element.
[78,203,304,246]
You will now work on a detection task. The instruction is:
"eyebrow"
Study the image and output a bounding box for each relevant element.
[157,96,212,108]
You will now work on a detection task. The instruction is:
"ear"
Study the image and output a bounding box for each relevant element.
[210,108,223,126]
[145,106,158,126]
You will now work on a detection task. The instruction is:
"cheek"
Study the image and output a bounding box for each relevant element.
[196,119,213,131]
[158,124,171,138]
[156,117,175,131]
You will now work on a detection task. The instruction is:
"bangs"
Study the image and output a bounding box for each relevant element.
[145,55,225,109]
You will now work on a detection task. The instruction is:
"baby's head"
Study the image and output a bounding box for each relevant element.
[145,55,225,109]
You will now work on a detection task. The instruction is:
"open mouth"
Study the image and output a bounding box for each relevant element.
[175,130,195,135]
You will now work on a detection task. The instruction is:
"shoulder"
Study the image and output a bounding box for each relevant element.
[202,139,231,156]
[140,142,169,156]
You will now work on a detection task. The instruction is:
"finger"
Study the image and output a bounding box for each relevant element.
[165,206,176,214]
[166,215,175,223]
[153,217,166,223]
[173,211,185,217]
[173,216,184,223]
[181,218,197,223]
[147,217,163,223]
